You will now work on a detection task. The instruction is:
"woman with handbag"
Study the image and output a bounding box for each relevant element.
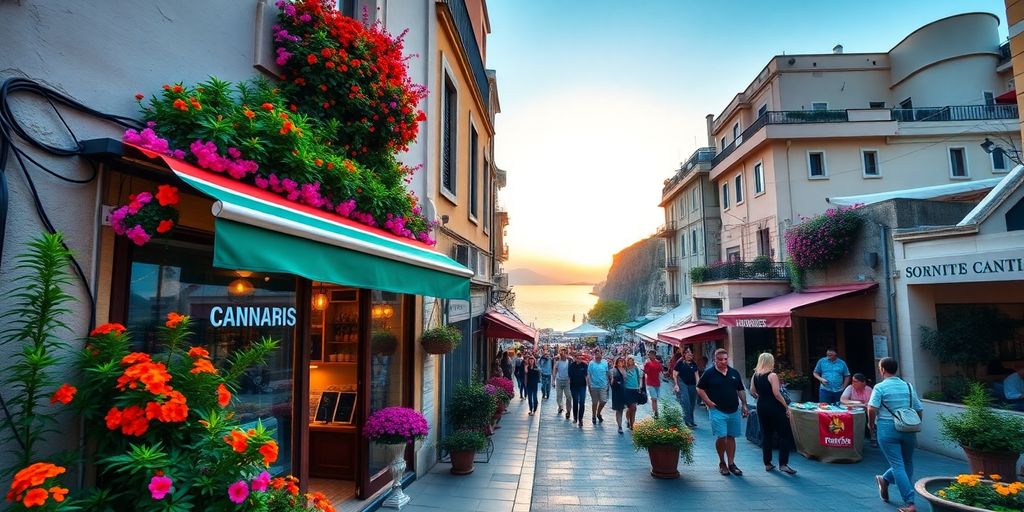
[610,356,628,434]
[867,357,924,512]
[623,355,644,430]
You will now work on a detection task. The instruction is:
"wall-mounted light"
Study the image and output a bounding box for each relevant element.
[980,138,995,154]
[441,214,450,225]
[312,292,328,311]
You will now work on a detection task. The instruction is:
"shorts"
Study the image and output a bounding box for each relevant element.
[709,408,742,438]
[589,386,608,404]
[646,385,661,399]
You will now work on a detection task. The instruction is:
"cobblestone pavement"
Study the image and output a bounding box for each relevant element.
[529,389,965,512]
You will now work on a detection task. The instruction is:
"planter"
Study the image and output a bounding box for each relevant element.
[963,446,1020,482]
[646,444,680,479]
[789,390,803,403]
[449,449,476,475]
[915,476,996,512]
[381,443,410,509]
[421,339,454,355]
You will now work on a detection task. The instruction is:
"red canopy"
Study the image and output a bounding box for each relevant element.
[996,89,1017,104]
[716,283,877,328]
[483,310,538,342]
[657,322,727,346]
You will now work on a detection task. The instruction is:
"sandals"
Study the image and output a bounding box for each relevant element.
[728,464,743,476]
[876,475,890,503]
[780,466,797,475]
[719,463,731,476]
[765,464,776,472]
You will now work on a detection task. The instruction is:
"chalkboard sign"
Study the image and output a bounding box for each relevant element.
[314,391,340,423]
[332,392,358,424]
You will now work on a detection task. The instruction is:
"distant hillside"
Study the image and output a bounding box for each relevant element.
[508,268,559,285]
[598,237,666,317]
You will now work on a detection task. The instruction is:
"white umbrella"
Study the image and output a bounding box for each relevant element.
[563,321,610,337]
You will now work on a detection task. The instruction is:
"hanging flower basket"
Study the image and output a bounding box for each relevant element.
[371,331,399,355]
[110,185,179,246]
[784,205,863,271]
[420,325,462,354]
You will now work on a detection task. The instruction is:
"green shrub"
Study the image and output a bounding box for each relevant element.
[631,403,694,464]
[448,383,496,430]
[440,430,486,453]
[420,325,462,351]
[751,255,773,275]
[939,382,1024,454]
[690,266,709,284]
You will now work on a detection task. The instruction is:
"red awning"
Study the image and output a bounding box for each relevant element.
[657,322,727,346]
[717,283,878,328]
[996,89,1017,104]
[483,310,538,342]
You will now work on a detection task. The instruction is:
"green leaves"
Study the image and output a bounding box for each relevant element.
[99,442,171,476]
[587,300,629,332]
[939,382,1024,453]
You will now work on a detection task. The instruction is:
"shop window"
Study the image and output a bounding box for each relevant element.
[124,236,297,475]
[368,291,405,477]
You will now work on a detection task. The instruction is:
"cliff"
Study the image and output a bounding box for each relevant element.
[599,237,666,317]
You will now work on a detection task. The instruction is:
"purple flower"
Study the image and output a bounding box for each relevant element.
[125,224,151,246]
[251,471,271,492]
[228,480,249,504]
[364,407,429,443]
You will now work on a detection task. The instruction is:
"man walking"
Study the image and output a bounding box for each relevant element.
[696,348,748,477]
[643,350,664,419]
[568,354,589,428]
[813,348,851,404]
[538,348,553,400]
[672,347,701,428]
[587,348,610,424]
[552,348,571,418]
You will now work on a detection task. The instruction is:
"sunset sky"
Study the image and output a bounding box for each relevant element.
[486,0,1007,284]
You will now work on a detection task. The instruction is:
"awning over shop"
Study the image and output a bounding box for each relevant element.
[716,283,877,328]
[657,322,726,346]
[125,144,472,299]
[635,303,692,342]
[622,318,654,330]
[483,310,538,342]
[996,89,1016,104]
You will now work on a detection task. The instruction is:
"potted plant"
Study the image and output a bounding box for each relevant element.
[448,383,497,436]
[372,330,399,356]
[440,430,487,475]
[487,377,514,413]
[751,255,773,276]
[364,406,430,508]
[778,369,809,402]
[689,265,709,284]
[483,384,504,426]
[631,404,695,479]
[420,325,462,355]
[916,474,1024,512]
[939,383,1024,482]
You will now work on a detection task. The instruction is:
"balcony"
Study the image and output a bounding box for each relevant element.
[662,147,716,197]
[690,261,789,283]
[891,104,1018,122]
[655,221,678,237]
[664,293,679,306]
[712,110,849,167]
[999,41,1011,68]
[440,0,490,107]
[664,257,678,270]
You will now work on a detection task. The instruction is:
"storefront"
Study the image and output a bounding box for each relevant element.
[657,322,726,369]
[96,143,472,504]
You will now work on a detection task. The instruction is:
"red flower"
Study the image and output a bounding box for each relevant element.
[49,384,76,405]
[243,109,255,119]
[21,488,47,507]
[134,93,145,101]
[259,440,279,467]
[217,383,231,408]
[260,102,275,111]
[188,346,209,359]
[156,184,179,206]
[172,99,188,111]
[165,312,186,328]
[156,220,174,234]
[90,323,126,337]
[224,430,248,453]
[172,85,184,93]
[307,54,318,65]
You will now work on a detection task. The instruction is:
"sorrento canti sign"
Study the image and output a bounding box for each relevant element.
[899,249,1024,285]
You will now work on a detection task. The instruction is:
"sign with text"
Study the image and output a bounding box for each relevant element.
[899,249,1024,285]
[209,306,296,328]
[449,293,488,323]
[818,411,855,448]
[697,298,723,322]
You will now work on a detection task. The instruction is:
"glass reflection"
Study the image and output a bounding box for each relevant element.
[368,291,404,476]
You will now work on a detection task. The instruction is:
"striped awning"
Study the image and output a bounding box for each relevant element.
[124,144,472,299]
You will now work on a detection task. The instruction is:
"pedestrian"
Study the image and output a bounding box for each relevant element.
[513,351,526,399]
[568,353,589,428]
[841,373,878,447]
[868,357,924,512]
[538,348,553,400]
[749,353,797,475]
[500,350,513,380]
[672,347,701,428]
[643,350,663,419]
[610,356,628,434]
[525,355,541,415]
[696,348,748,477]
[668,347,682,381]
[813,348,851,403]
[623,355,642,429]
[552,348,571,418]
[587,348,610,425]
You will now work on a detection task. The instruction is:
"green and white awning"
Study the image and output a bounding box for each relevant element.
[127,144,472,299]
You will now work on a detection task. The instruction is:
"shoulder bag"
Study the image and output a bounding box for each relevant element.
[882,381,922,433]
[635,368,648,405]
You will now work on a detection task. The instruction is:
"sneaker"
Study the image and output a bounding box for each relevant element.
[876,475,889,502]
[592,416,597,425]
[578,421,583,428]
[597,414,604,423]
[557,408,563,414]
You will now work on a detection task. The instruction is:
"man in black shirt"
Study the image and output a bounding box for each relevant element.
[672,347,701,428]
[567,356,589,428]
[696,348,748,477]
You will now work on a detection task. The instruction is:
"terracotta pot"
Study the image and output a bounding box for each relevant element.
[963,446,1020,483]
[646,444,680,479]
[421,339,454,355]
[915,476,997,512]
[450,450,475,475]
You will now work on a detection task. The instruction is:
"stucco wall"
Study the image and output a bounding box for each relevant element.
[889,13,1001,87]
[778,69,892,110]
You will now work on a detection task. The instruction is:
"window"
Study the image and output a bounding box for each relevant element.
[948,147,968,178]
[722,183,730,209]
[469,125,479,220]
[441,75,458,199]
[483,161,491,232]
[869,101,885,109]
[899,97,913,109]
[732,123,739,140]
[756,228,771,258]
[757,104,768,118]
[726,246,741,262]
[734,174,744,204]
[691,188,698,211]
[807,151,827,178]
[680,238,685,257]
[720,137,726,149]
[862,149,880,177]
[811,102,828,110]
[983,91,995,106]
[691,230,698,254]
[753,162,764,194]
[992,148,1007,173]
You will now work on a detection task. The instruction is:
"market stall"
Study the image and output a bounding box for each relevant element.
[788,403,866,463]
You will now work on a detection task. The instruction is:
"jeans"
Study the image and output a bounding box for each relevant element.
[677,384,697,426]
[757,407,793,466]
[540,374,551,399]
[515,374,525,397]
[570,385,587,423]
[526,383,539,412]
[819,388,843,404]
[555,380,571,411]
[877,420,917,505]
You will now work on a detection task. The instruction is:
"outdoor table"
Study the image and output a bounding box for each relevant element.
[788,404,866,463]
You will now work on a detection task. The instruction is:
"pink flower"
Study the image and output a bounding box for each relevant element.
[227,480,249,504]
[125,225,151,246]
[148,474,173,500]
[251,471,271,492]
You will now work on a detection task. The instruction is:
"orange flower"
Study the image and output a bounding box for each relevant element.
[188,346,210,359]
[279,121,294,135]
[191,358,216,375]
[172,99,188,111]
[224,430,248,453]
[172,85,184,93]
[160,400,189,423]
[314,159,323,167]
[188,97,202,110]
[270,477,286,490]
[21,487,47,507]
[243,109,255,119]
[155,185,179,207]
[217,383,231,408]
[120,405,150,436]
[260,102,274,111]
[165,312,186,328]
[48,487,68,503]
[156,220,174,234]
[121,352,151,366]
[145,401,164,421]
[259,440,279,467]
[5,463,65,503]
[105,407,123,430]
[49,384,76,405]
[90,323,126,337]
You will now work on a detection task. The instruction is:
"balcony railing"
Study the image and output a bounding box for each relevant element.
[442,0,490,106]
[662,147,715,196]
[665,257,678,269]
[691,261,789,283]
[891,104,1018,122]
[712,110,848,167]
[655,221,678,237]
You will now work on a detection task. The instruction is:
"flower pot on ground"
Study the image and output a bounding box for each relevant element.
[448,383,498,433]
[441,430,487,475]
[916,475,1024,512]
[631,404,694,479]
[939,383,1024,482]
[420,325,462,354]
[487,377,514,407]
